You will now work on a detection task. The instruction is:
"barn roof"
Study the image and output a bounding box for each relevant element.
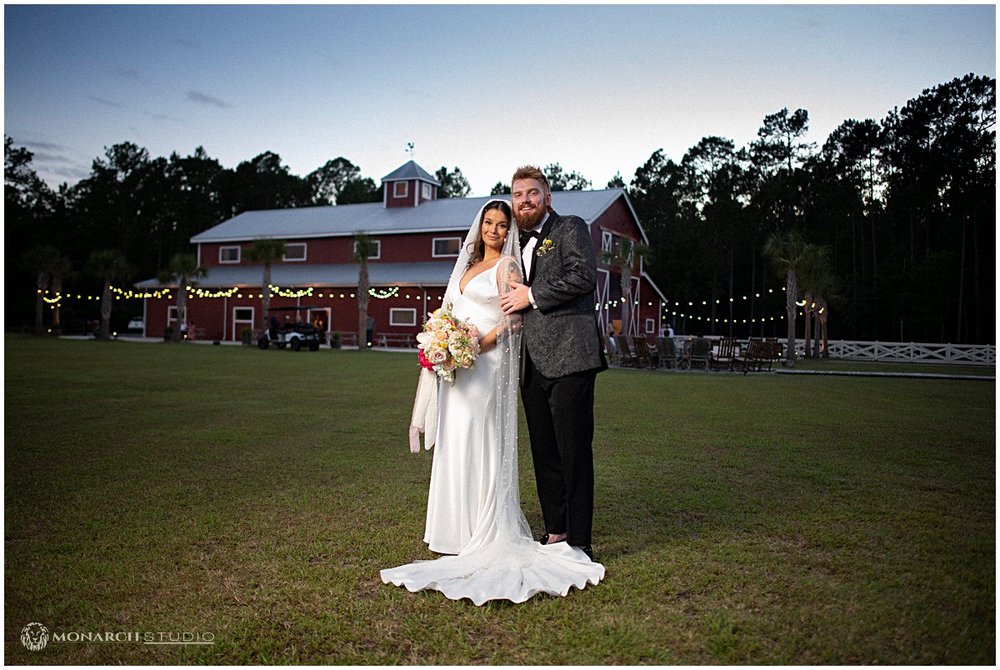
[381,160,440,185]
[190,189,636,244]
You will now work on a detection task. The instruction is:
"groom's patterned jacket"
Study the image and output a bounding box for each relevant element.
[521,210,608,380]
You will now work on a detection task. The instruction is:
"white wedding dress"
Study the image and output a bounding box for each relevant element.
[381,200,604,605]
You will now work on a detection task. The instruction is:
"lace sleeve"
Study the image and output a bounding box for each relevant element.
[495,255,523,294]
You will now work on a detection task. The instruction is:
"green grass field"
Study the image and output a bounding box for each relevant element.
[4,336,995,664]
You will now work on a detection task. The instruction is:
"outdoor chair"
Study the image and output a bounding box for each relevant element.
[711,337,739,371]
[614,335,640,367]
[688,337,712,371]
[734,338,767,374]
[762,337,780,371]
[656,337,677,369]
[632,336,657,369]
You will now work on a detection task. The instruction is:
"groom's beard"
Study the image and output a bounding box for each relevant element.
[515,203,545,230]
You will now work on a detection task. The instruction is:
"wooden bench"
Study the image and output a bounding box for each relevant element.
[376,333,417,348]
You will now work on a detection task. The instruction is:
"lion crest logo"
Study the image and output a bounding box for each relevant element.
[21,622,49,651]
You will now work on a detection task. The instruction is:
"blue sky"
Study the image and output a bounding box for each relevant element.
[4,4,996,195]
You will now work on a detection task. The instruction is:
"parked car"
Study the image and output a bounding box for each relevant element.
[258,306,326,351]
[127,316,144,331]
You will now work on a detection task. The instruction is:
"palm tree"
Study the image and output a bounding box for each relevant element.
[48,261,76,335]
[22,245,73,336]
[245,239,287,337]
[798,252,837,358]
[763,230,821,367]
[86,249,135,340]
[352,232,377,350]
[158,253,206,341]
[602,238,650,336]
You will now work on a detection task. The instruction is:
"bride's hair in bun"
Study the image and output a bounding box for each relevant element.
[466,200,512,270]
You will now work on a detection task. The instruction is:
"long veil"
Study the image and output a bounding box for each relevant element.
[442,198,533,546]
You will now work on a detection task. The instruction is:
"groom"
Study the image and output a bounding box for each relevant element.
[499,165,607,559]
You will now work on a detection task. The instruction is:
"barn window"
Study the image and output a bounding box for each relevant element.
[422,183,433,200]
[645,318,655,334]
[283,243,307,261]
[389,308,417,327]
[219,246,240,263]
[353,239,380,260]
[433,237,462,258]
[393,182,408,198]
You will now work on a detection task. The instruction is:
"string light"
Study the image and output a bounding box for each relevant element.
[34,285,450,306]
[268,284,313,299]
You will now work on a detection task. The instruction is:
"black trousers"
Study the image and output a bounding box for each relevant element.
[521,348,596,547]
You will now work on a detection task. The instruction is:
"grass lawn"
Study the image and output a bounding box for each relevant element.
[4,336,995,664]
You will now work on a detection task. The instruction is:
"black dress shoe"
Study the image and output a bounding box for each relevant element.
[575,545,595,560]
[539,533,566,545]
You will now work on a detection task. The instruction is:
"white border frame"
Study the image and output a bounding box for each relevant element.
[432,236,462,258]
[389,308,417,327]
[232,306,255,341]
[283,242,307,262]
[354,239,381,260]
[219,245,241,264]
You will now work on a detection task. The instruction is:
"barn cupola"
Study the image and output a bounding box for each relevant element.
[381,160,440,208]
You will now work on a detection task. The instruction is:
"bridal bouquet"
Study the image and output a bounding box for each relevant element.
[416,304,480,383]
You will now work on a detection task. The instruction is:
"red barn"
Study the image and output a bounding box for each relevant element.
[136,160,666,345]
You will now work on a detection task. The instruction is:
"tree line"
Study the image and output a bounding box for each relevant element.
[628,73,994,345]
[6,72,994,344]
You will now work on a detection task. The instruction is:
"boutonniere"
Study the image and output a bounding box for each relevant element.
[536,238,555,256]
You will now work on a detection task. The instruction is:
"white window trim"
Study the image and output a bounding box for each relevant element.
[219,245,241,264]
[645,318,656,334]
[389,308,417,327]
[393,181,408,199]
[421,182,433,200]
[167,306,179,324]
[283,242,307,262]
[307,308,331,332]
[354,239,381,260]
[601,231,613,253]
[432,236,462,258]
[232,306,255,341]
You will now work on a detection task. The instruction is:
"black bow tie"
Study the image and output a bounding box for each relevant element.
[519,230,539,247]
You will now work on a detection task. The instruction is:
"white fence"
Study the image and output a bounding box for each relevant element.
[815,339,995,366]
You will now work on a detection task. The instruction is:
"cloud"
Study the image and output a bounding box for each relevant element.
[24,140,70,153]
[88,95,126,109]
[185,90,231,109]
[19,140,92,185]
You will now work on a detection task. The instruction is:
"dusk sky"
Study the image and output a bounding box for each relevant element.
[5,3,996,195]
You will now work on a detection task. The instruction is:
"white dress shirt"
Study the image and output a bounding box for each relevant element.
[520,214,548,309]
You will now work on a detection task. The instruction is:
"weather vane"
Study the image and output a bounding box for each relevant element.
[406,142,414,159]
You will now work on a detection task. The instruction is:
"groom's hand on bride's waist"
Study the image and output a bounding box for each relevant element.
[500,280,533,315]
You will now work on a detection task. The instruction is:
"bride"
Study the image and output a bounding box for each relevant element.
[381,199,604,605]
